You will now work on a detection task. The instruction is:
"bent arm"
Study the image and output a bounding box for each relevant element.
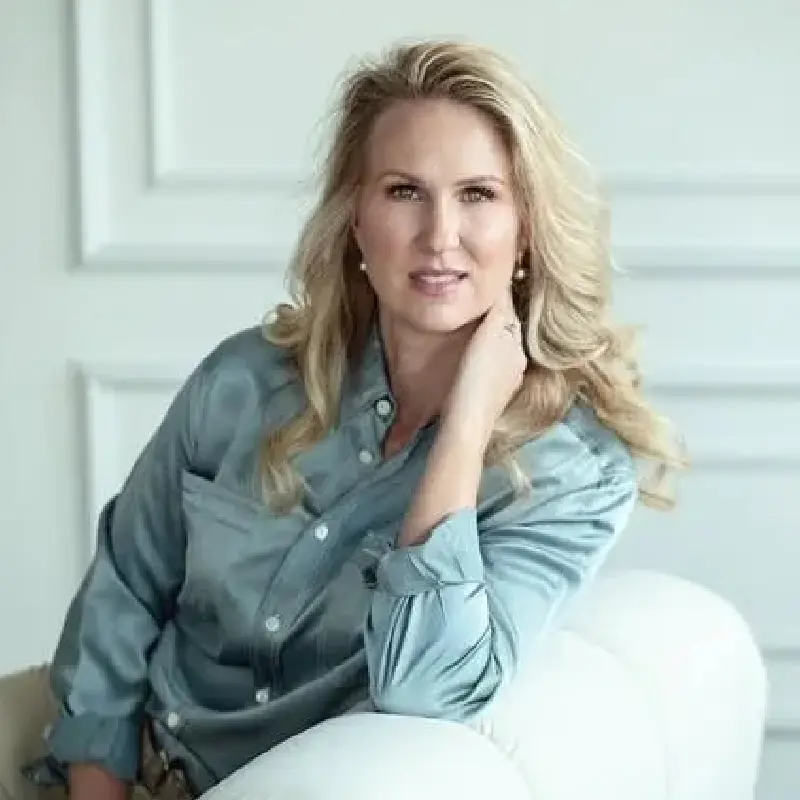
[364,419,637,719]
[32,365,207,786]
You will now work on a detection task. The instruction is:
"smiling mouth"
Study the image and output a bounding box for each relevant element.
[409,270,468,283]
[408,270,467,297]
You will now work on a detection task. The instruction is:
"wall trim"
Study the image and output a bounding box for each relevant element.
[74,362,187,558]
[764,649,800,735]
[69,1,800,274]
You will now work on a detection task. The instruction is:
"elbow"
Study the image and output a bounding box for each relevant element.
[371,680,444,719]
[370,658,506,721]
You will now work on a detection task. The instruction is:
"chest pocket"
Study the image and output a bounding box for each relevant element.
[177,470,311,659]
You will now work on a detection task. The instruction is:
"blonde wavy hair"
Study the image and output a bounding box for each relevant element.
[261,39,687,513]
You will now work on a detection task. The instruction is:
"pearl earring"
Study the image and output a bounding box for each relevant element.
[359,262,367,272]
[513,251,526,281]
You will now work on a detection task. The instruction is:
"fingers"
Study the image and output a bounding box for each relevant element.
[495,287,526,352]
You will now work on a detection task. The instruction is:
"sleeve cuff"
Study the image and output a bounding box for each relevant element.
[45,710,142,782]
[376,507,485,596]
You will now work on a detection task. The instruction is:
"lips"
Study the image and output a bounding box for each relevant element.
[408,269,468,282]
[408,269,467,297]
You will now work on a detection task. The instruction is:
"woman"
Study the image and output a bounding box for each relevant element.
[24,39,684,799]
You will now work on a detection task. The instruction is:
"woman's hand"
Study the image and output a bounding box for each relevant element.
[442,288,527,451]
[398,289,526,547]
[69,763,129,800]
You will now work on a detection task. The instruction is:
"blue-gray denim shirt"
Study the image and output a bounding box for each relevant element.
[27,322,636,794]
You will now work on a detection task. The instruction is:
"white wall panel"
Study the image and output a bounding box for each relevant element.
[72,0,309,270]
[77,365,184,558]
[766,654,800,733]
[73,1,800,273]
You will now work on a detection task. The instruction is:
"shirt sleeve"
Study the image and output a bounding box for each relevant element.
[364,434,637,721]
[37,363,208,783]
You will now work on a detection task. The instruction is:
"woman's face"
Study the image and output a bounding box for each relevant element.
[353,99,522,336]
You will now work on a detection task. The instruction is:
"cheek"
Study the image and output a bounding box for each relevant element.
[467,210,519,261]
[357,202,417,257]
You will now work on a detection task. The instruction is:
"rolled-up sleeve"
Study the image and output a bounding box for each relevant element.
[364,442,637,721]
[39,363,208,782]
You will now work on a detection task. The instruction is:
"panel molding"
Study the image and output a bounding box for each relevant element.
[764,649,800,739]
[643,363,800,470]
[70,1,800,274]
[71,0,306,273]
[606,172,800,196]
[613,247,800,279]
[75,361,800,506]
[74,358,800,516]
[145,0,305,190]
[75,358,800,487]
[75,362,186,557]
[608,170,800,279]
[644,363,800,392]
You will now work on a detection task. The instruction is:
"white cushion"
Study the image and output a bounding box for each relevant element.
[198,569,768,800]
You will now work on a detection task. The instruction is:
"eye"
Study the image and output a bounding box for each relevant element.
[386,183,422,201]
[460,186,497,203]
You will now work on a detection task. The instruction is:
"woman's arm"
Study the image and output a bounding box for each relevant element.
[397,287,526,551]
[396,418,485,549]
[364,419,636,719]
[364,294,637,719]
[69,764,129,800]
[40,362,208,795]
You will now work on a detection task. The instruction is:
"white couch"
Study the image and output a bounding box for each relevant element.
[0,569,768,800]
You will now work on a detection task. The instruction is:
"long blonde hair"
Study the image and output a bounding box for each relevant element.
[261,39,687,513]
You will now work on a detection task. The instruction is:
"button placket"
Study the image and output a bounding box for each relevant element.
[166,711,181,731]
[358,448,374,465]
[253,513,336,694]
[375,397,393,419]
[313,522,329,541]
[264,615,281,633]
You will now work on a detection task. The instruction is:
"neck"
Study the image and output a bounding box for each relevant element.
[378,313,475,433]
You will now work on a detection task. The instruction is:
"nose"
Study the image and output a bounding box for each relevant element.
[420,196,460,254]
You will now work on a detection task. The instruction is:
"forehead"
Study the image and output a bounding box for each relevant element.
[363,98,511,178]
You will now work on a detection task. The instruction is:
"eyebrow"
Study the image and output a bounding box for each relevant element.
[376,169,507,187]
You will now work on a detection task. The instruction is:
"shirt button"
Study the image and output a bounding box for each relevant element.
[358,449,374,465]
[375,398,393,418]
[313,522,329,541]
[255,687,270,704]
[265,615,281,633]
[166,711,181,730]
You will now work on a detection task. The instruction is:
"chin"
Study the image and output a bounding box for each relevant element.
[394,305,482,336]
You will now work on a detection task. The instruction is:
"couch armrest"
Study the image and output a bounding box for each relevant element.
[460,569,767,800]
[562,569,768,799]
[201,712,532,800]
[197,569,769,800]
